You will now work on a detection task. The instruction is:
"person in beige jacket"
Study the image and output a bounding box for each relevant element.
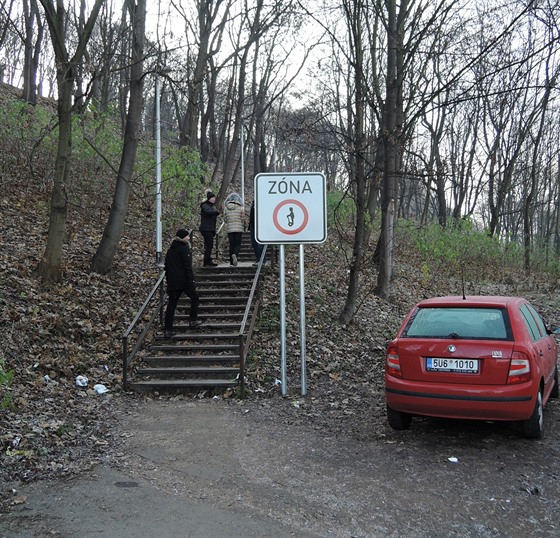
[223,193,244,266]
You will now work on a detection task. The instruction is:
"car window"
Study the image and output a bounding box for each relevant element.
[402,307,511,340]
[525,303,548,338]
[520,304,545,341]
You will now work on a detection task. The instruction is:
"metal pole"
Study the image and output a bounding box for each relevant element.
[280,244,287,396]
[155,73,162,266]
[122,336,128,390]
[240,126,245,209]
[299,244,307,395]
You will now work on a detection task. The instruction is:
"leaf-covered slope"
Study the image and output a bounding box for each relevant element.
[1,83,558,495]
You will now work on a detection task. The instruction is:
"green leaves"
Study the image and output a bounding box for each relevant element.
[406,219,518,276]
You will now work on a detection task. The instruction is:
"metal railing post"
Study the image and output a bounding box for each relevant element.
[239,335,245,398]
[159,275,165,326]
[122,335,128,390]
[122,272,165,389]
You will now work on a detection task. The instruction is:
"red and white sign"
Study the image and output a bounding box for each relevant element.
[255,173,327,244]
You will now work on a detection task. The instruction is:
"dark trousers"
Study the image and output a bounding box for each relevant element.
[250,228,264,262]
[164,284,200,331]
[228,232,242,263]
[200,229,215,264]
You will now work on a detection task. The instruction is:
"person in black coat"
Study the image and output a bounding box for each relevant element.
[248,200,265,264]
[164,229,202,337]
[199,191,220,266]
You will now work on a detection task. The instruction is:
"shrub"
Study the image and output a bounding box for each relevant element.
[399,219,526,280]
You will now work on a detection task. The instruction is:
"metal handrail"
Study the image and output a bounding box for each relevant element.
[121,243,267,396]
[122,271,165,390]
[215,220,225,258]
[237,245,268,397]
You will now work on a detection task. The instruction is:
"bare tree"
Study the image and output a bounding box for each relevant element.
[337,0,369,323]
[89,0,122,117]
[523,32,558,272]
[91,0,147,274]
[35,0,104,283]
[374,0,401,299]
[21,0,44,103]
[173,0,231,149]
[0,0,17,50]
[247,12,313,178]
[447,97,484,221]
[215,0,299,201]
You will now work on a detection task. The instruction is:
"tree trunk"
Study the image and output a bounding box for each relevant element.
[22,0,43,105]
[339,0,367,324]
[91,0,147,274]
[35,76,73,282]
[217,47,248,202]
[375,0,400,299]
[35,0,104,282]
[555,155,560,260]
[524,76,553,273]
[178,0,227,150]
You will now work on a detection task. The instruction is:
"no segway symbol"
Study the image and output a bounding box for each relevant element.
[272,199,309,235]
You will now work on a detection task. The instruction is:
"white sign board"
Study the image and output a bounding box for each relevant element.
[255,172,327,244]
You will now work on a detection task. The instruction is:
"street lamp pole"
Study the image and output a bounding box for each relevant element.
[240,125,245,209]
[154,66,171,266]
[155,72,163,266]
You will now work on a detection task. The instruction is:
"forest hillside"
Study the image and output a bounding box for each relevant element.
[1,84,559,496]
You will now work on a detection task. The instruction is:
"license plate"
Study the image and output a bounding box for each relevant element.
[426,357,479,373]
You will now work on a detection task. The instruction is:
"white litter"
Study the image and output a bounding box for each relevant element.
[448,457,459,463]
[93,384,109,394]
[75,375,88,387]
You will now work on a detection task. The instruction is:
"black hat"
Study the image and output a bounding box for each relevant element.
[176,228,189,239]
[206,191,216,200]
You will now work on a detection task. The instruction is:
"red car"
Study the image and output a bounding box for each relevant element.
[385,296,559,438]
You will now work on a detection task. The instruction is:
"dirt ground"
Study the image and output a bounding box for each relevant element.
[2,392,560,538]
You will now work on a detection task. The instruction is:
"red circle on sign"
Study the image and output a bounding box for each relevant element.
[272,199,309,235]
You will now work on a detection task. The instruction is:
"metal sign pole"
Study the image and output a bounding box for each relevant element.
[299,244,307,395]
[280,244,287,396]
[254,172,327,399]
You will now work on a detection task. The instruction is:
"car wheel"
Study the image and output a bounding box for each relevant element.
[521,390,544,439]
[387,406,412,430]
[551,367,559,399]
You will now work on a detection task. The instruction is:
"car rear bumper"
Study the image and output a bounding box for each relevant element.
[385,376,535,421]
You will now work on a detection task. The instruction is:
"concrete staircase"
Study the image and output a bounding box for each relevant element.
[127,233,264,394]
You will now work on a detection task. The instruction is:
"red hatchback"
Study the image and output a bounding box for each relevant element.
[385,296,559,438]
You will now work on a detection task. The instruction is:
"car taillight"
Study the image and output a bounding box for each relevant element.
[386,348,402,378]
[507,351,531,384]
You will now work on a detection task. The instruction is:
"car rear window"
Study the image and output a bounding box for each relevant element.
[402,307,512,340]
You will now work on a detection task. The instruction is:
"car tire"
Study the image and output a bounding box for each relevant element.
[521,390,544,439]
[387,406,412,430]
[551,367,559,399]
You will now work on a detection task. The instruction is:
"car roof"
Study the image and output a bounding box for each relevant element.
[415,296,525,308]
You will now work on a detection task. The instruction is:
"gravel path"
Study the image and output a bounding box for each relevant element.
[3,395,560,537]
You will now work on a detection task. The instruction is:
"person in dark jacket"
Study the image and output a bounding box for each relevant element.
[199,191,220,266]
[164,229,202,337]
